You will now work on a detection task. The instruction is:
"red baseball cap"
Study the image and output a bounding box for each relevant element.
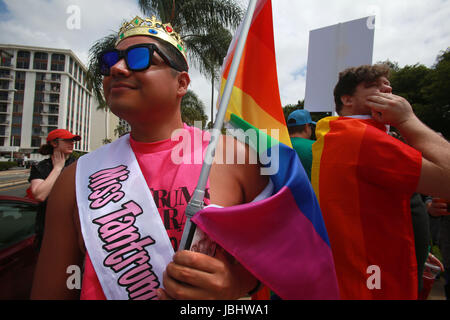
[46,129,81,143]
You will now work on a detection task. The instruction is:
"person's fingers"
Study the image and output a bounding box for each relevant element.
[374,92,395,100]
[431,202,447,209]
[366,98,387,112]
[165,260,211,287]
[214,246,236,265]
[173,250,222,274]
[162,269,206,300]
[156,288,173,300]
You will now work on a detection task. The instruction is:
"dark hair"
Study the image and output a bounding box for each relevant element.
[38,143,54,155]
[287,119,308,135]
[334,64,390,114]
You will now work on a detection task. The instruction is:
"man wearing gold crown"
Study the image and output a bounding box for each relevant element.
[31,16,268,300]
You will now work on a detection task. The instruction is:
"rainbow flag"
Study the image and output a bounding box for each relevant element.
[218,0,291,148]
[311,116,422,299]
[192,0,339,299]
[193,116,339,299]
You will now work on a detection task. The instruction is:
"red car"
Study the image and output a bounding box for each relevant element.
[0,196,39,300]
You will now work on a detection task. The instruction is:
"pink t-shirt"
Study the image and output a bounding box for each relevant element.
[130,123,211,251]
[80,124,211,300]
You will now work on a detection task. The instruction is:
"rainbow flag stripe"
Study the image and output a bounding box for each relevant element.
[218,0,291,147]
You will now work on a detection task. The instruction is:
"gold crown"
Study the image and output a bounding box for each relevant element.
[116,16,187,61]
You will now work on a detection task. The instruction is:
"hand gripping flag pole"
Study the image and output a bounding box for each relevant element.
[178,0,259,251]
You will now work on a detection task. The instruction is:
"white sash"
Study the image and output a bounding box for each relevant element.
[75,134,174,300]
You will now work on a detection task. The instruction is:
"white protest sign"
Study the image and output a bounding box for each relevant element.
[304,16,375,113]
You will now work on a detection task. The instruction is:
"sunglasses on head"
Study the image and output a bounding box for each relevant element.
[98,43,182,76]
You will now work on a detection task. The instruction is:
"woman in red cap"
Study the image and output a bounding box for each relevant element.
[28,129,81,249]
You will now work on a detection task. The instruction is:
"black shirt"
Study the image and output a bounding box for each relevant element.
[28,155,76,249]
[28,156,76,183]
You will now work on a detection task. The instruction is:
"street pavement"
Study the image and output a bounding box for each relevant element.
[0,168,30,197]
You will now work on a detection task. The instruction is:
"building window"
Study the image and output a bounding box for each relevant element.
[11,126,21,135]
[16,51,30,69]
[13,103,23,113]
[33,52,48,70]
[15,82,25,90]
[50,94,59,103]
[48,116,58,126]
[35,82,45,92]
[36,73,46,81]
[34,103,43,113]
[0,69,10,78]
[0,49,13,67]
[49,106,59,114]
[31,137,41,147]
[15,71,26,80]
[15,71,26,93]
[51,83,60,93]
[34,92,44,103]
[33,115,42,125]
[0,80,9,90]
[69,58,73,74]
[0,103,7,112]
[51,54,65,71]
[12,115,22,125]
[11,135,20,146]
[0,92,9,101]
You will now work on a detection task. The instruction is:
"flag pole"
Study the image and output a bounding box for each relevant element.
[179,0,259,251]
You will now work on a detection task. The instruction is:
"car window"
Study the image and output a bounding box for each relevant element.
[0,202,38,251]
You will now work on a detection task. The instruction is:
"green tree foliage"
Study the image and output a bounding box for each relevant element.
[385,48,450,139]
[181,89,208,128]
[114,124,129,137]
[283,100,304,120]
[283,100,331,125]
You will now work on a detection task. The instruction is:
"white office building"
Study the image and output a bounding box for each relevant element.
[0,44,94,160]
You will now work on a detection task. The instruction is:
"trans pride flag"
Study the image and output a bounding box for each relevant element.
[191,0,339,300]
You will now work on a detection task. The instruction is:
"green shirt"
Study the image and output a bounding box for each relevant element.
[291,137,315,181]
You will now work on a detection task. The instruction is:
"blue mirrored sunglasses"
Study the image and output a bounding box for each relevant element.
[99,43,182,76]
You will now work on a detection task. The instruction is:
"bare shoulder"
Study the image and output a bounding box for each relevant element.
[31,160,82,299]
[209,134,268,207]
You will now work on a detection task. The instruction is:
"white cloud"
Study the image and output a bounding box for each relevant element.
[1,0,449,116]
[270,0,450,106]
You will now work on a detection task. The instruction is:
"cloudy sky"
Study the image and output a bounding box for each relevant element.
[0,0,449,119]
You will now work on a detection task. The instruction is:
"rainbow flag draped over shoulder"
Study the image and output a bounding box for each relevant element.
[191,0,339,300]
[311,116,422,299]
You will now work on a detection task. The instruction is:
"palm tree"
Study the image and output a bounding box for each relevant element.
[87,0,243,125]
[138,0,241,121]
[181,89,208,128]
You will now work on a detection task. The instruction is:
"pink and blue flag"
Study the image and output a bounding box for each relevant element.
[192,116,340,299]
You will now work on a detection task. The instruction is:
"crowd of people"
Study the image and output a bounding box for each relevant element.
[28,15,450,300]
